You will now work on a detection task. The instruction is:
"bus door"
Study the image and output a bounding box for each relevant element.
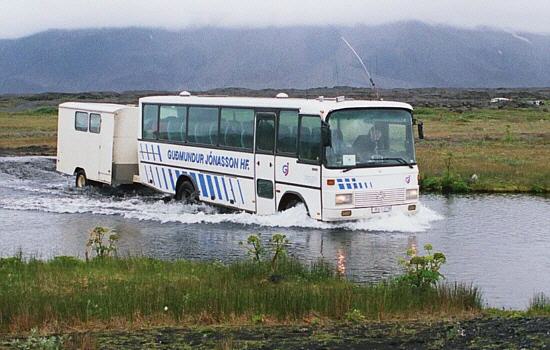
[254,112,277,214]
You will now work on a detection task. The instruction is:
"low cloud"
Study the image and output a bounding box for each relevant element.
[1,0,549,39]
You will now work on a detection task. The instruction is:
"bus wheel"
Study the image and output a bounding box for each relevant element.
[175,180,197,203]
[280,196,303,211]
[75,170,87,188]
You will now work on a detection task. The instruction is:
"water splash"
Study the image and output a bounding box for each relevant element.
[0,156,442,232]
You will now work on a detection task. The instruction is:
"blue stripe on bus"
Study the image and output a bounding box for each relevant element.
[148,165,155,186]
[337,178,345,190]
[229,179,236,202]
[237,179,244,204]
[197,173,208,198]
[206,175,215,199]
[148,144,155,161]
[168,169,175,190]
[157,145,162,162]
[358,182,363,189]
[155,166,163,189]
[189,172,198,193]
[161,167,169,190]
[221,177,229,201]
[142,164,149,183]
[175,169,181,178]
[214,176,223,200]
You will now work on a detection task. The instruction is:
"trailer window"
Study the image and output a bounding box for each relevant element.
[89,113,101,133]
[277,110,298,155]
[188,107,219,145]
[220,108,254,150]
[299,115,321,162]
[159,105,186,142]
[75,112,88,132]
[142,104,159,139]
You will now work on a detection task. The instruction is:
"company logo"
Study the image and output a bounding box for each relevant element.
[282,162,290,176]
[405,175,411,184]
[376,191,385,200]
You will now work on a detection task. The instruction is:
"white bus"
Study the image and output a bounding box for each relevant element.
[136,93,422,222]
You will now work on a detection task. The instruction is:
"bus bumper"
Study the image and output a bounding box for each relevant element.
[321,203,418,222]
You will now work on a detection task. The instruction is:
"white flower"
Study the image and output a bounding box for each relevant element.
[164,306,168,311]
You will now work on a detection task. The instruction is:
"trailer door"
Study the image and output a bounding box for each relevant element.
[254,112,276,214]
[93,113,114,184]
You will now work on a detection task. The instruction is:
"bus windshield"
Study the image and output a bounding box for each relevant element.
[325,108,416,168]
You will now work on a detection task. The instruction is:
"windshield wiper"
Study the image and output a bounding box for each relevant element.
[341,157,413,172]
[379,157,414,168]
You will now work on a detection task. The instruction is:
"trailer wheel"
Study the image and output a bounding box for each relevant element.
[75,170,87,188]
[175,180,197,203]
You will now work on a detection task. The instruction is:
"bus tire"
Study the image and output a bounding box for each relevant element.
[75,170,87,188]
[175,180,197,203]
[279,194,304,211]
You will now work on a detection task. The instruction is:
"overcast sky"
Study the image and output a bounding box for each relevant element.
[1,0,549,39]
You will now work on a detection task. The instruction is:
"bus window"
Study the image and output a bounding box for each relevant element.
[188,107,219,145]
[159,105,186,142]
[299,115,321,162]
[257,179,274,199]
[255,115,275,154]
[220,108,254,150]
[142,104,159,139]
[277,110,298,155]
[75,111,88,132]
[89,113,101,133]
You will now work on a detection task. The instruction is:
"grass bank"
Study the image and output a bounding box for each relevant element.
[416,107,550,193]
[0,108,57,155]
[0,255,481,334]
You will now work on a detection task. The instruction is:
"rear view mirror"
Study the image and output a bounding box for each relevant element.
[321,122,332,147]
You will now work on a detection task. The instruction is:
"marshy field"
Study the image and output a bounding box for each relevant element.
[0,88,549,349]
[1,88,548,193]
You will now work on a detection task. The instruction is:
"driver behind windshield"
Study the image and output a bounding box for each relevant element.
[352,121,386,161]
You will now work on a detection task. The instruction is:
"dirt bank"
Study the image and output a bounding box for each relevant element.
[3,317,549,349]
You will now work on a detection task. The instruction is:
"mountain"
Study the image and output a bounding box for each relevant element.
[1,22,549,93]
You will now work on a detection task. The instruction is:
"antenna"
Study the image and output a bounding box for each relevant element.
[340,36,380,100]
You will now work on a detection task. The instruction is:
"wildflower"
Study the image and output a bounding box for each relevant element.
[164,306,168,312]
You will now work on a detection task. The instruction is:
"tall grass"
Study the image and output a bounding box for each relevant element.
[527,293,550,315]
[0,255,482,333]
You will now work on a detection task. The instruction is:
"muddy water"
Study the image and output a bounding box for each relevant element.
[1,157,549,309]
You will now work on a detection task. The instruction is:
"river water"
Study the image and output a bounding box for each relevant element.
[1,157,549,309]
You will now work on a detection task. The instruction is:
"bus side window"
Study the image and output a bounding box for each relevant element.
[277,110,298,155]
[255,116,275,154]
[159,105,186,142]
[188,107,219,145]
[220,108,254,150]
[89,113,101,133]
[75,111,89,132]
[299,115,321,162]
[142,104,159,139]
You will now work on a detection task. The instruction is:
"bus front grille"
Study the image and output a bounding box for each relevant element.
[355,188,406,207]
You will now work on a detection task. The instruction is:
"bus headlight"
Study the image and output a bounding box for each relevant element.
[406,188,419,201]
[335,193,353,205]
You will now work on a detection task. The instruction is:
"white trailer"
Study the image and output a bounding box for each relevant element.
[56,102,139,187]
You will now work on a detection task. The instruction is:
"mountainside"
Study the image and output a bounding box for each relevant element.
[1,22,550,93]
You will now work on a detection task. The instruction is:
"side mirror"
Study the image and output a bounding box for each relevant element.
[417,121,424,139]
[321,122,332,147]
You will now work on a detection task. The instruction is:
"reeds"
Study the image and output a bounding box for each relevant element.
[0,255,482,332]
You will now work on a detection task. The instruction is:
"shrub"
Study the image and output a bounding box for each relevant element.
[85,226,118,260]
[399,244,446,288]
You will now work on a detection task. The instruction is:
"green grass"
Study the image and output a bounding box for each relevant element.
[416,107,550,193]
[0,255,482,333]
[527,293,550,316]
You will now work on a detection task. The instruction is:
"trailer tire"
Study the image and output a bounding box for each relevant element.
[75,170,87,188]
[175,180,197,203]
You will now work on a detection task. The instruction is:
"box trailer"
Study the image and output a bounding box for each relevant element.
[56,102,139,187]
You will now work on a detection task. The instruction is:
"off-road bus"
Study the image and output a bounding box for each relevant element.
[136,92,422,221]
